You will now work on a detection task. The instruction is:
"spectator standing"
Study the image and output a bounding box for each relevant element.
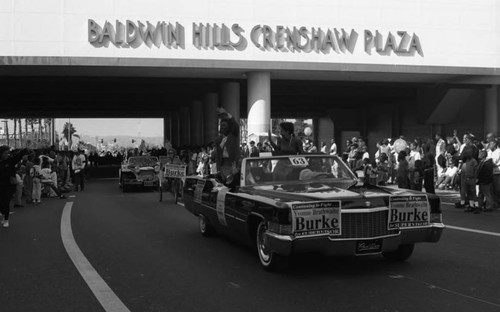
[435,133,446,175]
[487,139,500,209]
[13,166,24,207]
[320,141,327,154]
[461,148,479,213]
[31,157,42,204]
[422,141,436,194]
[411,160,424,191]
[0,146,29,228]
[22,153,34,204]
[72,149,86,192]
[397,151,410,189]
[329,138,337,156]
[477,149,494,212]
[376,153,389,185]
[249,141,259,157]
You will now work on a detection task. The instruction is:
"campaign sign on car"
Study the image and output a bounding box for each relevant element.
[164,164,187,178]
[388,195,429,230]
[194,179,206,204]
[291,201,341,238]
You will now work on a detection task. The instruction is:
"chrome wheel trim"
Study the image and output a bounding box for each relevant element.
[199,215,207,233]
[257,223,271,264]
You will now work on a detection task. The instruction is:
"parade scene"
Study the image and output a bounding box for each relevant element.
[1,1,500,312]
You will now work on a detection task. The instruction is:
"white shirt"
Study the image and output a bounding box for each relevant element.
[488,148,500,174]
[409,150,421,161]
[329,143,337,155]
[436,139,445,156]
[445,166,458,177]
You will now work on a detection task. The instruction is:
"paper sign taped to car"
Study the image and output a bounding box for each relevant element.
[291,201,341,237]
[164,165,187,179]
[194,179,206,204]
[388,195,429,229]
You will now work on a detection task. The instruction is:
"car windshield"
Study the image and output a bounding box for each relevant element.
[243,155,356,186]
[127,156,158,167]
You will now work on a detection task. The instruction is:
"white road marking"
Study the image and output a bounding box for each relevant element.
[61,202,131,312]
[446,225,500,238]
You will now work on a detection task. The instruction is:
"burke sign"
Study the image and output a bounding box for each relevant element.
[88,19,423,56]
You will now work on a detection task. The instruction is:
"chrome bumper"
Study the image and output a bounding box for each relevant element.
[265,223,445,256]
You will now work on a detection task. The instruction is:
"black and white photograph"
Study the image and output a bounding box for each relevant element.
[0,1,499,311]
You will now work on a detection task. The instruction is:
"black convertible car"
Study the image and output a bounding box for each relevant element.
[183,154,444,271]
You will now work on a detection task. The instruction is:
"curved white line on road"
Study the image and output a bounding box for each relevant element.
[61,202,131,312]
[446,225,500,237]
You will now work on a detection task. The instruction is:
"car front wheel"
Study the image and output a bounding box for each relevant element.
[199,214,216,236]
[256,221,289,271]
[382,244,415,261]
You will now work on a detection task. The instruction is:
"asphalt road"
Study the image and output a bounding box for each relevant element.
[1,178,499,312]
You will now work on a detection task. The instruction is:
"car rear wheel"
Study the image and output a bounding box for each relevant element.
[256,221,289,271]
[199,214,216,236]
[382,244,415,261]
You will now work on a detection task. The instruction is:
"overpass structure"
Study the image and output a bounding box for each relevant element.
[1,1,499,152]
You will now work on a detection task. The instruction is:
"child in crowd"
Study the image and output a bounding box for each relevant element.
[31,157,42,204]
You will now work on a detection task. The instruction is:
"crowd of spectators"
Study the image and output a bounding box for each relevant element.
[336,131,500,214]
[3,121,499,228]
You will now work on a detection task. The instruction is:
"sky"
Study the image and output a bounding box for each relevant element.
[55,118,164,137]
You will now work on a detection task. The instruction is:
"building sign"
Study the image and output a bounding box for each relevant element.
[88,19,423,56]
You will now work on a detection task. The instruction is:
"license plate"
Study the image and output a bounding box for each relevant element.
[144,181,154,186]
[355,239,382,255]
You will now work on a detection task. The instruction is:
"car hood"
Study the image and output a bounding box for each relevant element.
[241,183,420,203]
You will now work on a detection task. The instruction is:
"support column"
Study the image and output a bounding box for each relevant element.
[204,93,219,144]
[247,72,271,143]
[190,100,203,146]
[221,82,240,121]
[485,86,500,135]
[163,115,172,148]
[179,106,190,146]
[171,112,180,148]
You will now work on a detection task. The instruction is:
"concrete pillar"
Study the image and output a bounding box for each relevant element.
[204,93,219,144]
[247,72,271,142]
[179,105,190,146]
[163,115,171,148]
[221,82,240,121]
[171,112,180,148]
[485,86,500,135]
[190,100,203,146]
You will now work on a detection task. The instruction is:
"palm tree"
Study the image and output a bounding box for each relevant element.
[62,122,80,149]
[38,118,42,142]
[4,120,9,146]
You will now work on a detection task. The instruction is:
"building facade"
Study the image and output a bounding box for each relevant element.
[1,0,499,152]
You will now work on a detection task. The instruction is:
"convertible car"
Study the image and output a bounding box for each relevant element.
[119,156,160,192]
[182,154,444,271]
